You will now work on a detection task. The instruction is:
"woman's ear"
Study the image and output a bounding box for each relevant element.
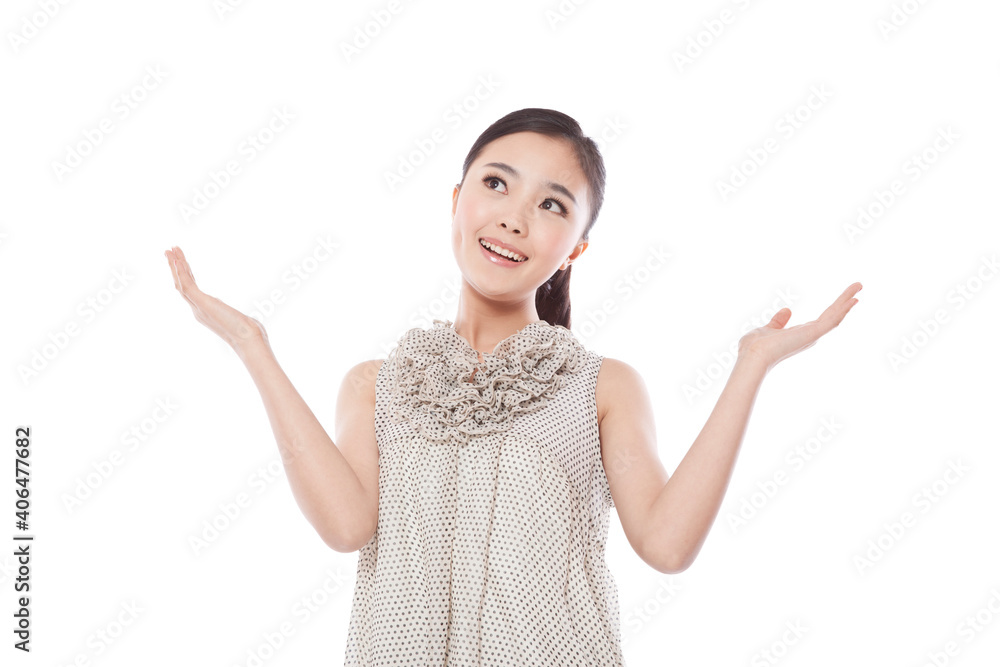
[560,240,589,270]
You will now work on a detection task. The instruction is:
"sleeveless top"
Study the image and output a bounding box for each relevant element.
[344,318,623,666]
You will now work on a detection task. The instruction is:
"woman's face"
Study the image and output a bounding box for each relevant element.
[451,131,591,302]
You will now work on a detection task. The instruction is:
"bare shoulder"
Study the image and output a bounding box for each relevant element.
[594,354,669,571]
[334,357,385,453]
[338,358,384,400]
[595,356,649,426]
[334,358,386,545]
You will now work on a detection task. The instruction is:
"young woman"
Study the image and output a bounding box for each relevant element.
[165,108,862,665]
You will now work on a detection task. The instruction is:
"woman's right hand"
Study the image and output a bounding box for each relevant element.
[165,245,268,354]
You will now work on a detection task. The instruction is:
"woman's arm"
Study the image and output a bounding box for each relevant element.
[599,283,862,573]
[238,342,381,553]
[642,355,766,573]
[165,246,379,553]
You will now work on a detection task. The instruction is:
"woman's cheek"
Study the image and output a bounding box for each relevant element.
[462,196,494,228]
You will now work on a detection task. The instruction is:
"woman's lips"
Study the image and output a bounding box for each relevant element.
[478,241,527,267]
[479,236,527,258]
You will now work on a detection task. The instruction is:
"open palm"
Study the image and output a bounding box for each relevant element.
[165,245,268,351]
[738,282,862,372]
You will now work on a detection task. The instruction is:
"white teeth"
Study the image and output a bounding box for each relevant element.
[479,239,526,262]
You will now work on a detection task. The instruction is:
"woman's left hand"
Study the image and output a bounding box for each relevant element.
[737,282,863,373]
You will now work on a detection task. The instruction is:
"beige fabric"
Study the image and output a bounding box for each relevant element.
[345,319,623,665]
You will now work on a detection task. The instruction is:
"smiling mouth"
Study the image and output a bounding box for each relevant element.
[479,238,527,262]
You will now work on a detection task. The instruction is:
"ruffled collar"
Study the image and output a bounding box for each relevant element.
[385,318,587,445]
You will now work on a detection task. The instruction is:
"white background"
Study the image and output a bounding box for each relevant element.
[3,0,999,665]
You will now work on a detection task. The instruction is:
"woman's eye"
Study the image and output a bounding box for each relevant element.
[542,199,565,215]
[483,176,507,193]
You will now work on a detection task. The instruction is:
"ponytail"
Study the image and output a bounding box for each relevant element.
[536,264,574,330]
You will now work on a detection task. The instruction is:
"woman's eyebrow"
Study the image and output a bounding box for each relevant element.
[482,161,577,206]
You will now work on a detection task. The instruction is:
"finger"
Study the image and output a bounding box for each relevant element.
[768,308,792,329]
[167,250,191,300]
[173,249,199,293]
[166,248,183,288]
[165,250,197,311]
[817,283,862,332]
[821,283,861,314]
[165,250,180,291]
[174,246,196,285]
[168,248,202,310]
[836,282,863,304]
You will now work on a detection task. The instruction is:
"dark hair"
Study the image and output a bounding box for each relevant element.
[457,108,606,330]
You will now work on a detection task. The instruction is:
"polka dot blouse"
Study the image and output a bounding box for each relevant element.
[344,319,624,665]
